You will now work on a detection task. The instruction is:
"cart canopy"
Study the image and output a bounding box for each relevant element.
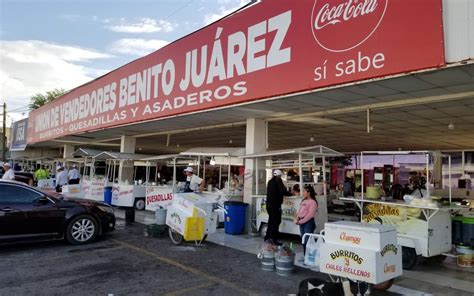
[240,145,344,159]
[179,147,245,157]
[72,148,105,158]
[93,151,153,161]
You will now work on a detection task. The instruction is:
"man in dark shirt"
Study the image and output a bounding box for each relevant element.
[264,169,291,245]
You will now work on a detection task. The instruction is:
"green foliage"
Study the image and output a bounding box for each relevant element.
[29,89,67,110]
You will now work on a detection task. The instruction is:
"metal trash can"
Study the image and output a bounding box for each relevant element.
[125,208,135,224]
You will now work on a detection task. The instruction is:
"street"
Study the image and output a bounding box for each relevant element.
[1,219,473,296]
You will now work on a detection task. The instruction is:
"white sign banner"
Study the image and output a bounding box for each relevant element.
[145,186,174,211]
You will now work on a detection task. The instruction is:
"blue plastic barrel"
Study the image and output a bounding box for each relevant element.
[224,201,248,235]
[104,186,113,205]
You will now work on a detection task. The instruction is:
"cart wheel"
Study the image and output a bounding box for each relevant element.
[402,247,418,270]
[168,227,184,245]
[373,279,394,291]
[259,223,268,238]
[134,198,146,211]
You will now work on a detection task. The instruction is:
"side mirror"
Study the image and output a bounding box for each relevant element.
[35,196,50,205]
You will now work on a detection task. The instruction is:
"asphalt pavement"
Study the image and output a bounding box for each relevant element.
[1,219,473,296]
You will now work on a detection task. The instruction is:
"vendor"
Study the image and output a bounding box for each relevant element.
[183,167,205,192]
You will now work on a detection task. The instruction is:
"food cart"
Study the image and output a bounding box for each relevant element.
[65,148,106,201]
[140,154,183,211]
[304,221,402,293]
[94,151,152,209]
[241,145,344,236]
[340,151,466,269]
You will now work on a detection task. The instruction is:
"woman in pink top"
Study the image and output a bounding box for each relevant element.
[294,185,318,255]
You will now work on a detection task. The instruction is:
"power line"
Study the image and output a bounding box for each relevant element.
[165,0,194,19]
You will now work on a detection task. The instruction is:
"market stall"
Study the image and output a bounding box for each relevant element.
[94,151,152,209]
[66,148,106,201]
[241,145,344,236]
[140,154,182,211]
[340,151,467,269]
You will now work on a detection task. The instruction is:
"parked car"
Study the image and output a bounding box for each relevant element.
[0,180,115,245]
[14,171,35,186]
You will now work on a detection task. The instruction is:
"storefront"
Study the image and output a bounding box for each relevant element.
[11,0,474,268]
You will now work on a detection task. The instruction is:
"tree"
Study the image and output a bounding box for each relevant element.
[29,88,67,110]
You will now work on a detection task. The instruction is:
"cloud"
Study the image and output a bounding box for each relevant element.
[203,0,250,25]
[105,18,177,33]
[109,38,169,56]
[0,40,111,119]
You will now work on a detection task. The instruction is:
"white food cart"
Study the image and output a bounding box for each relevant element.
[166,192,220,245]
[341,151,465,269]
[95,151,152,209]
[304,221,402,293]
[140,154,183,211]
[241,145,344,236]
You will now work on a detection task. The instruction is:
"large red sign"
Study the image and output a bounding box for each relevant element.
[27,0,445,143]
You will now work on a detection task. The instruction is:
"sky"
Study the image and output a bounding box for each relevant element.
[0,0,250,124]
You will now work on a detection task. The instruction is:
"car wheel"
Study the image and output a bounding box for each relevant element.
[402,246,418,270]
[66,215,99,245]
[169,227,184,245]
[260,223,268,238]
[134,198,146,211]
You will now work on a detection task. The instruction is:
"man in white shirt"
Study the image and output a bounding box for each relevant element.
[68,164,81,184]
[183,167,204,192]
[55,166,69,192]
[2,163,15,180]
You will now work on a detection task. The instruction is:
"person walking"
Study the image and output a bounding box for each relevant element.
[2,163,15,180]
[295,185,318,255]
[55,166,68,192]
[34,165,49,181]
[264,169,291,245]
[68,164,81,184]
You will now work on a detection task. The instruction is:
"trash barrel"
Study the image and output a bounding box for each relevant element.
[103,186,113,205]
[224,201,248,235]
[462,213,474,247]
[125,207,135,224]
[452,215,463,245]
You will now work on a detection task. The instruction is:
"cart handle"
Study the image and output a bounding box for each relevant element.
[302,231,325,244]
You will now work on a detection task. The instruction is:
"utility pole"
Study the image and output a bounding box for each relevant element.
[2,103,6,161]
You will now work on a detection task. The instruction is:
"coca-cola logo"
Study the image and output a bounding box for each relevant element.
[311,0,388,52]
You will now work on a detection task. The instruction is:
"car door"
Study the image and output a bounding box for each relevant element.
[0,184,63,238]
[0,184,31,237]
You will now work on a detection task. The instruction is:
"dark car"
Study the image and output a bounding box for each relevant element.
[14,171,35,186]
[0,180,115,245]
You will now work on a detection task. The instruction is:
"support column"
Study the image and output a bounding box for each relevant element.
[118,136,136,183]
[433,151,443,189]
[244,118,267,234]
[63,144,75,159]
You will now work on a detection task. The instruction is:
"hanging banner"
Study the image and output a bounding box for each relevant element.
[27,0,445,144]
[10,118,28,151]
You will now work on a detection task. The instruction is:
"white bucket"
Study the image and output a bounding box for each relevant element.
[457,246,474,268]
[155,208,167,225]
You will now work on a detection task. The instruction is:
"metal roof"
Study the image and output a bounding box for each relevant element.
[71,148,105,157]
